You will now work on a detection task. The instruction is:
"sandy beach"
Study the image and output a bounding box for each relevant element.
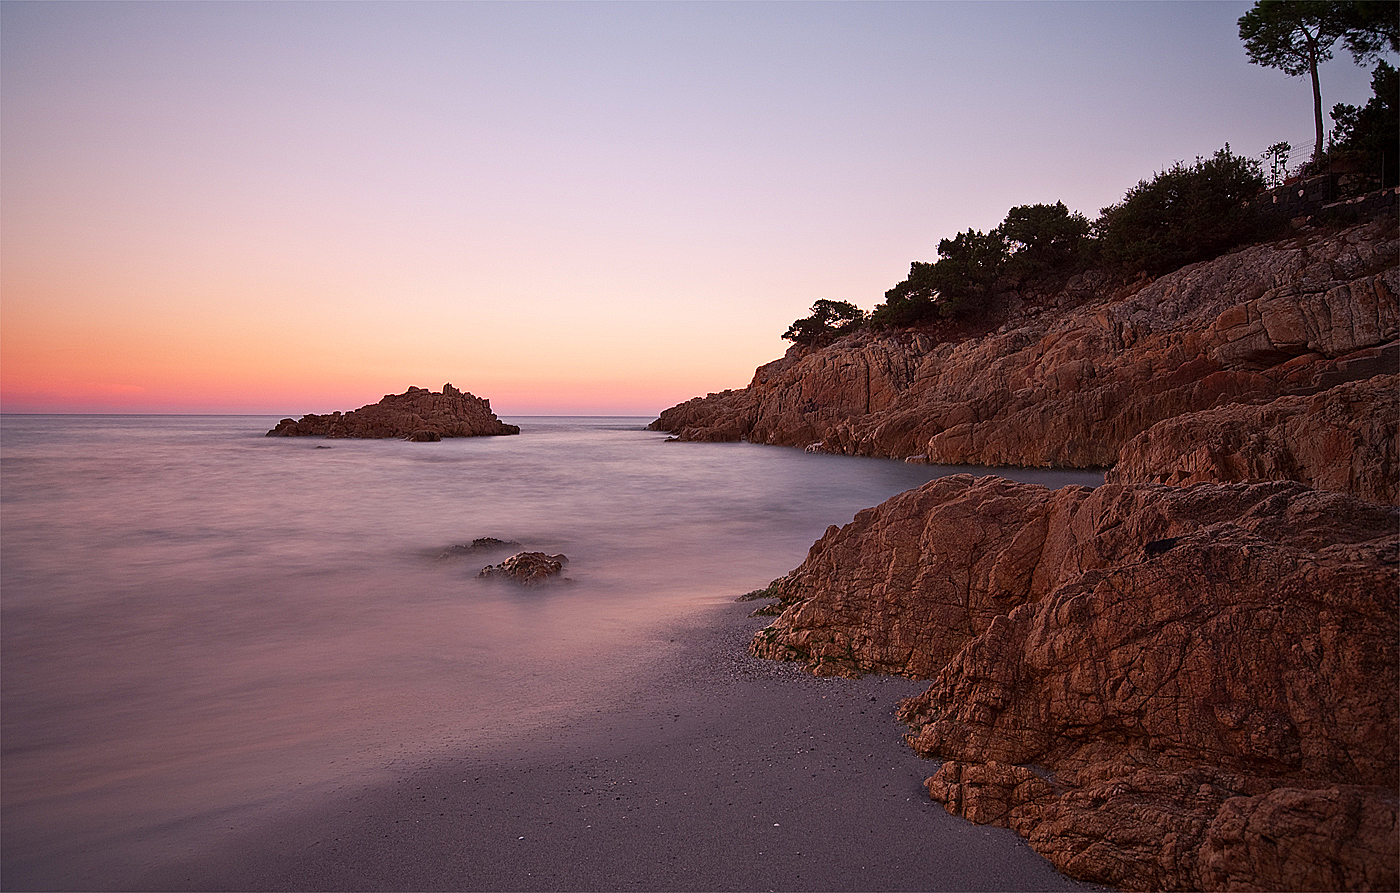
[134,602,1098,892]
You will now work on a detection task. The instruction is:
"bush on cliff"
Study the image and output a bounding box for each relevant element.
[869,203,1094,330]
[871,227,1009,327]
[1000,201,1093,278]
[781,299,866,346]
[1096,144,1270,276]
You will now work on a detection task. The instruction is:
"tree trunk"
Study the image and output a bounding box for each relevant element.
[1310,53,1325,159]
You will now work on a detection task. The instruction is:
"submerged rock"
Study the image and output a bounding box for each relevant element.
[750,474,1398,890]
[437,537,523,559]
[478,552,568,585]
[267,384,519,439]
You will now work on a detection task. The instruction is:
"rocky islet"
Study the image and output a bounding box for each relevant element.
[477,551,570,586]
[268,383,519,440]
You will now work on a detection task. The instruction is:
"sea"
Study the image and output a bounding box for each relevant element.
[0,414,1103,888]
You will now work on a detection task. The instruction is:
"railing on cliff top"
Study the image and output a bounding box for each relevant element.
[1255,174,1400,225]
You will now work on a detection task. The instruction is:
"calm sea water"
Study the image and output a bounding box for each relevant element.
[1,415,1101,887]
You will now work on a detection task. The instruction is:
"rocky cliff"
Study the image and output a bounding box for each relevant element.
[653,218,1397,493]
[751,475,1398,890]
[683,214,1399,889]
[267,384,519,439]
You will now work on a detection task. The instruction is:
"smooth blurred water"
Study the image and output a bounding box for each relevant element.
[0,415,1101,886]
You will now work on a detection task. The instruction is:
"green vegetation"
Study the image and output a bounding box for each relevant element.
[781,299,866,346]
[1000,201,1092,278]
[777,1,1395,344]
[870,227,1007,328]
[1239,2,1353,159]
[1330,59,1399,188]
[1096,146,1269,276]
[1238,0,1399,160]
[867,202,1091,330]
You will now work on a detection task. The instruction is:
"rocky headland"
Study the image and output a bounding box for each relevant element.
[660,217,1399,890]
[267,384,519,439]
[651,218,1397,491]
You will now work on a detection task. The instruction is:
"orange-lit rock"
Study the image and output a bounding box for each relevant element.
[653,219,1398,499]
[1108,373,1399,504]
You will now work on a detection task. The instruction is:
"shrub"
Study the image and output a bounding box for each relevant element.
[781,299,866,345]
[1096,145,1268,276]
[1329,60,1398,189]
[1000,201,1092,277]
[870,228,1009,328]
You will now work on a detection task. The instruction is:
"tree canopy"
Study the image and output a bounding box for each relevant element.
[1240,1,1399,161]
[781,299,866,346]
[1337,1,1400,63]
[1000,202,1092,276]
[1239,1,1351,159]
[1330,59,1399,188]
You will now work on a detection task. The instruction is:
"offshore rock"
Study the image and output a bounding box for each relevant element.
[437,538,523,560]
[267,384,519,439]
[652,219,1398,497]
[478,552,568,585]
[751,475,1398,890]
[1108,373,1399,504]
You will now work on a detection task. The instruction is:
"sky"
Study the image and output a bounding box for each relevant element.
[1,1,1385,416]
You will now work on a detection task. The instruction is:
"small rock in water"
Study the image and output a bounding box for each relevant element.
[478,551,569,585]
[437,537,523,559]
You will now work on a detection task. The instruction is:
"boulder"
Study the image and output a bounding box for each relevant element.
[267,384,519,439]
[436,538,523,559]
[478,552,568,585]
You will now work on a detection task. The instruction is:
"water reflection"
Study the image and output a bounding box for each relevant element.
[1,415,1101,886]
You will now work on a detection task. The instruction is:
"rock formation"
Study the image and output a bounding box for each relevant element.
[267,384,519,439]
[478,552,568,585]
[652,218,1397,493]
[696,213,1400,889]
[751,475,1398,890]
[1108,373,1398,504]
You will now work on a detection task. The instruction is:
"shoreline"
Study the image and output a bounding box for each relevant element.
[132,601,1100,892]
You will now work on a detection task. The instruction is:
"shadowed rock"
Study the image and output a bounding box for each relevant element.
[436,538,523,560]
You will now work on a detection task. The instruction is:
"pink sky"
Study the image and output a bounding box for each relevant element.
[1,1,1382,416]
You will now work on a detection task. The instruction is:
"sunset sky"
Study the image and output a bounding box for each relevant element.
[1,1,1382,416]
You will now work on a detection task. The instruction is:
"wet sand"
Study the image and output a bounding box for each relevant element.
[135,603,1098,892]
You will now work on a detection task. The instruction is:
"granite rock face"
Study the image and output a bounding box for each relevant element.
[267,384,519,439]
[751,475,1399,890]
[652,219,1398,486]
[1108,373,1399,504]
